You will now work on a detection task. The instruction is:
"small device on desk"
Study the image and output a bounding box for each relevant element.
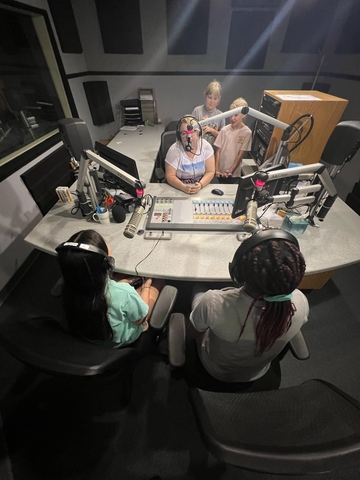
[146,197,245,232]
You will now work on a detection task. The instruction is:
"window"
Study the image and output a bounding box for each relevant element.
[0,1,73,178]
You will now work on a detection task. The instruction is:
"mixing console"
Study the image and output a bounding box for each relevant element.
[146,196,245,232]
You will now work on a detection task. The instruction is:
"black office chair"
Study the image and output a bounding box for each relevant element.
[153,130,177,182]
[168,314,360,475]
[320,120,360,178]
[164,120,179,132]
[168,312,309,370]
[0,285,177,406]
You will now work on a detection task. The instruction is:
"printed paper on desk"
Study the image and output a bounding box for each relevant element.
[276,95,321,101]
[120,126,138,131]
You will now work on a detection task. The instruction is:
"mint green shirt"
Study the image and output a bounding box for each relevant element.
[92,279,149,348]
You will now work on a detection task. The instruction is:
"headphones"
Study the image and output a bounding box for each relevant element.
[176,116,202,146]
[228,229,299,285]
[55,242,116,271]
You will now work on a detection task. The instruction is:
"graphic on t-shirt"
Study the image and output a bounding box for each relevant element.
[178,159,205,184]
[204,122,218,143]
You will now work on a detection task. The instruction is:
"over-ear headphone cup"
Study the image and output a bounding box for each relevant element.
[107,256,116,270]
[112,205,126,223]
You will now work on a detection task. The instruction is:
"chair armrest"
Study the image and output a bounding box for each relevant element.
[168,313,186,367]
[289,330,310,360]
[149,285,178,330]
[154,167,165,182]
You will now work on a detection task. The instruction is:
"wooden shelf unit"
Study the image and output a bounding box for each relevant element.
[252,90,348,166]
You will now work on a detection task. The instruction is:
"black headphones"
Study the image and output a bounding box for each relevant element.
[114,195,140,213]
[228,229,299,285]
[55,241,116,271]
[176,116,202,144]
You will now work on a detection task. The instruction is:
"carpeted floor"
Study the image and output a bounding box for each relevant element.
[0,251,360,479]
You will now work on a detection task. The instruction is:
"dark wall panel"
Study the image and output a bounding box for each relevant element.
[166,0,209,55]
[95,0,143,54]
[281,0,339,53]
[83,81,114,126]
[48,0,82,54]
[226,10,275,70]
[336,1,360,53]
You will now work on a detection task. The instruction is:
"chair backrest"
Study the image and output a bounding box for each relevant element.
[321,120,360,166]
[160,130,177,161]
[164,120,179,132]
[154,130,177,181]
[0,316,138,377]
[190,379,360,474]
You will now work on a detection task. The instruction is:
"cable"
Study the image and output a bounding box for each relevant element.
[134,231,165,276]
[288,114,314,153]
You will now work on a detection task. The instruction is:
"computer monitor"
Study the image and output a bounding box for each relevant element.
[94,141,140,197]
[231,166,287,218]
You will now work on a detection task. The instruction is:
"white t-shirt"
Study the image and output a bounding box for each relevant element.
[190,287,309,383]
[214,124,252,177]
[165,139,214,184]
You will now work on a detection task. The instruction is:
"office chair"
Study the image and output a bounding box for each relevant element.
[0,285,177,406]
[153,130,177,182]
[168,314,360,475]
[164,120,179,132]
[320,120,360,178]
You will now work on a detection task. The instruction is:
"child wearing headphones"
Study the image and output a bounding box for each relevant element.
[56,229,164,348]
[214,97,252,181]
[191,80,225,146]
[186,229,309,392]
[165,116,215,195]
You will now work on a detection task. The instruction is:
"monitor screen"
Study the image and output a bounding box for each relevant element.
[94,141,140,196]
[231,165,287,218]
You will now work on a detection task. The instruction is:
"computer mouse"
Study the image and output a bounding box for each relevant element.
[211,189,224,196]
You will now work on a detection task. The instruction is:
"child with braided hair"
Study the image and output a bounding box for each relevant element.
[187,229,309,392]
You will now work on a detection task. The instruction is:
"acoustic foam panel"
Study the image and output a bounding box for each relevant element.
[48,0,82,54]
[95,0,143,54]
[281,0,339,54]
[226,10,275,69]
[166,0,209,55]
[83,81,114,126]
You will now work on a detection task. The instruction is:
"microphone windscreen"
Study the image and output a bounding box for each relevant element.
[112,205,126,223]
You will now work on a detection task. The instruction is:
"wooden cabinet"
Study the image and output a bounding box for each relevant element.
[251,90,348,166]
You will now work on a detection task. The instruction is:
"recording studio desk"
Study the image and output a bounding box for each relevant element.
[25,126,360,289]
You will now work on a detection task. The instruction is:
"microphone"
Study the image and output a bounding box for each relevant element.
[112,204,126,223]
[123,197,146,238]
[185,124,193,152]
[243,199,258,232]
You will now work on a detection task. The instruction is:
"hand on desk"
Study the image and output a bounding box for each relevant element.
[182,182,202,195]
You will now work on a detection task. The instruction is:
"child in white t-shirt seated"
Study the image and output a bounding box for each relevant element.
[214,97,252,180]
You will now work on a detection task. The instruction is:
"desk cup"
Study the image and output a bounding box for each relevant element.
[92,208,110,225]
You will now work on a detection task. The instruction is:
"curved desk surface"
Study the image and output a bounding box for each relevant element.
[25,126,360,288]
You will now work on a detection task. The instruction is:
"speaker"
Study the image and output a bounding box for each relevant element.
[58,118,93,162]
[228,229,299,284]
[55,241,115,270]
[112,205,127,223]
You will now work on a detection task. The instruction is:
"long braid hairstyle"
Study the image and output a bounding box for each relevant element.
[239,239,306,355]
[57,229,113,341]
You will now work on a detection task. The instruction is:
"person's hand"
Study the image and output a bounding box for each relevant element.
[215,170,223,177]
[202,126,212,134]
[142,278,152,289]
[224,169,233,178]
[183,183,202,195]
